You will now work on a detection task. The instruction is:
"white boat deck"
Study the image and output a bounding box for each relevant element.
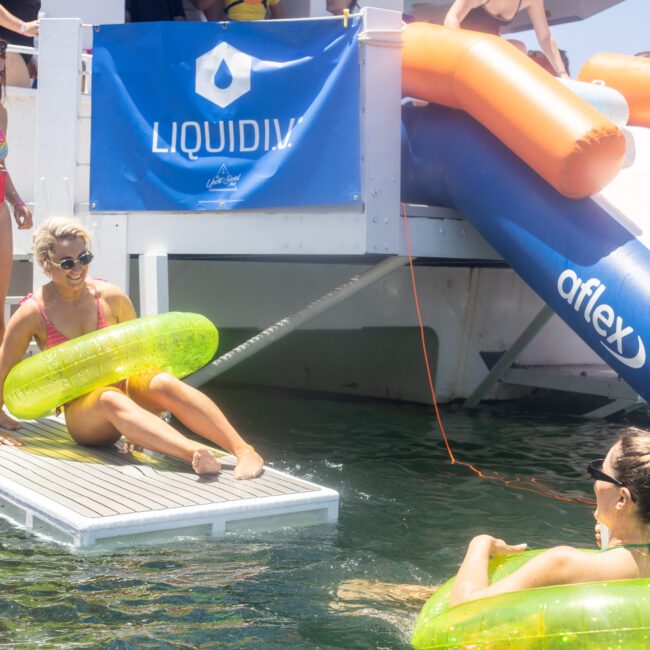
[0,415,338,548]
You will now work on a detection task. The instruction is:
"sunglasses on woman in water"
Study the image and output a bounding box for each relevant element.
[587,459,637,502]
[50,251,94,271]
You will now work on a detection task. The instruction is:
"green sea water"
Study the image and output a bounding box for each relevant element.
[0,384,637,649]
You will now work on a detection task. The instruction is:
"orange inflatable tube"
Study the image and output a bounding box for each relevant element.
[579,53,650,128]
[402,23,625,199]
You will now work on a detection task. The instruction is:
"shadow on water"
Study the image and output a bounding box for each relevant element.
[1,384,646,648]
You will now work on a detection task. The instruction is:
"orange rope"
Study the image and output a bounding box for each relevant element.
[400,202,595,506]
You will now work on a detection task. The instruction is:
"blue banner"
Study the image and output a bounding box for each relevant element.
[90,19,361,211]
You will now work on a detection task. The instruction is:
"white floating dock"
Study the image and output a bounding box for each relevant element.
[0,415,339,548]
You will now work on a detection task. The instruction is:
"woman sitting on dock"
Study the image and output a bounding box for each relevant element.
[337,429,650,607]
[0,217,264,479]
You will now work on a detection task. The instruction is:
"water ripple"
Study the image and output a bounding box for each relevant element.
[0,386,645,648]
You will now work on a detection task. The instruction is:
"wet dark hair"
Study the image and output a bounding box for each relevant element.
[613,428,650,524]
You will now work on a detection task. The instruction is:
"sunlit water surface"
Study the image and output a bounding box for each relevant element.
[0,385,638,649]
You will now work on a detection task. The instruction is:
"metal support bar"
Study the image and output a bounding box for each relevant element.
[185,255,408,388]
[464,303,554,407]
[582,398,646,420]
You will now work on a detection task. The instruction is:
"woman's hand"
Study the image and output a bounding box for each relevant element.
[13,203,32,230]
[20,20,39,37]
[0,411,22,436]
[451,534,528,606]
[595,522,601,547]
[470,534,528,556]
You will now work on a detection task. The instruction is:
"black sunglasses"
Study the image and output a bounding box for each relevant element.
[51,251,94,271]
[587,459,637,502]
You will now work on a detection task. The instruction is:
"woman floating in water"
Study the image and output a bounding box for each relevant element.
[337,429,650,606]
[0,217,264,480]
[444,0,569,78]
[449,429,650,605]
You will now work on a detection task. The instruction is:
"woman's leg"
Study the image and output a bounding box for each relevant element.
[336,579,437,609]
[65,386,221,475]
[127,372,264,479]
[5,53,31,89]
[0,203,13,343]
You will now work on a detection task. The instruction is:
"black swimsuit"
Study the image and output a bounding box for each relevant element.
[461,0,523,35]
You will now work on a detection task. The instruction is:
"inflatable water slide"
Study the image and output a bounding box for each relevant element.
[400,24,650,402]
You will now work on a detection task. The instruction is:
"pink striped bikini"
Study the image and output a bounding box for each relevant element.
[20,281,109,349]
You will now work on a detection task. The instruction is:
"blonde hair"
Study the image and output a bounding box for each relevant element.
[33,217,92,274]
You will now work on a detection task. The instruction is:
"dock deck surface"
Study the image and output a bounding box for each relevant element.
[0,415,338,547]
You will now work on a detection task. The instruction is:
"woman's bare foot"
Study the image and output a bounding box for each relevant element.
[119,437,144,454]
[0,411,22,433]
[192,448,222,475]
[234,445,264,480]
[0,433,22,446]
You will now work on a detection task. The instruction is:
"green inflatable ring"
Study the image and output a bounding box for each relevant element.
[4,312,219,419]
[412,549,650,649]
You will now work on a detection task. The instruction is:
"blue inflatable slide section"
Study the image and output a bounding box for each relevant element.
[401,104,650,401]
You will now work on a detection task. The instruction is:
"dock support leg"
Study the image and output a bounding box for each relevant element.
[582,397,646,420]
[139,253,169,316]
[464,304,555,407]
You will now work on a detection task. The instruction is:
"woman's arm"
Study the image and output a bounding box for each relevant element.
[527,0,569,77]
[204,0,226,21]
[0,306,39,432]
[4,172,32,230]
[0,6,38,38]
[0,108,33,230]
[100,283,137,325]
[191,0,226,20]
[444,0,481,29]
[450,534,638,607]
[269,2,284,19]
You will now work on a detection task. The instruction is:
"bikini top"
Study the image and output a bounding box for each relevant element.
[601,543,650,553]
[20,281,109,349]
[461,0,523,35]
[0,128,8,162]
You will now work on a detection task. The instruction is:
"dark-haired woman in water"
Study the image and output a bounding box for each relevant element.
[336,429,650,609]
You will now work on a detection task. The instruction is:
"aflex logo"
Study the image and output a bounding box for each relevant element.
[557,269,646,369]
[195,42,252,108]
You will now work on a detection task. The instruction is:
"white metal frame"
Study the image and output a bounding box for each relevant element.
[0,463,339,547]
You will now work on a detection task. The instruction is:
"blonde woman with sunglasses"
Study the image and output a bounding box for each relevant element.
[0,217,264,480]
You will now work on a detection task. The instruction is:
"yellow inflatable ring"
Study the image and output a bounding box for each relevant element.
[412,549,650,649]
[4,312,218,419]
